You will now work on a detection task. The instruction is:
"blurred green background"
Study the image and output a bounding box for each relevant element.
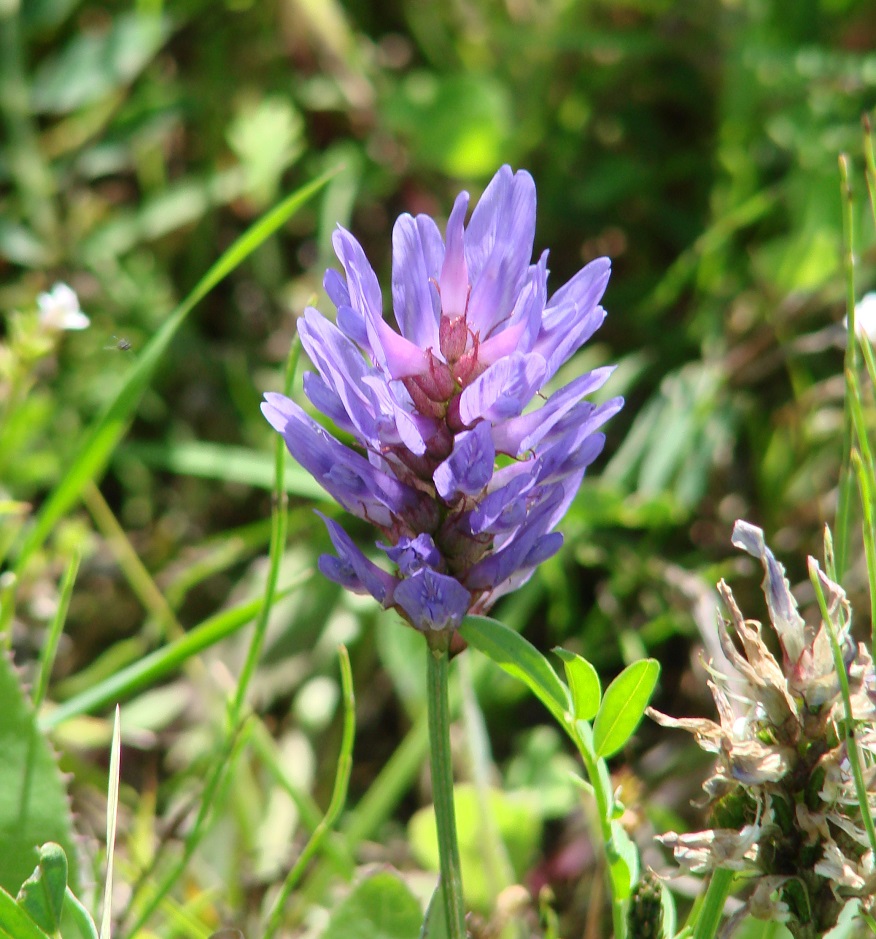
[2,0,876,935]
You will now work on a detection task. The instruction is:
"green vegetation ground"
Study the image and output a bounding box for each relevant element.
[1,0,875,936]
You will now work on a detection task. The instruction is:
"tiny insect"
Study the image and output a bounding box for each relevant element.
[105,335,132,351]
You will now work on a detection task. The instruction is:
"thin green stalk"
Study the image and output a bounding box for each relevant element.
[32,547,80,710]
[100,707,122,939]
[691,868,734,939]
[863,114,876,230]
[229,336,300,720]
[846,369,876,488]
[82,480,184,643]
[119,338,300,937]
[263,645,355,939]
[852,452,876,648]
[810,555,876,858]
[571,735,625,939]
[426,631,466,939]
[836,154,858,581]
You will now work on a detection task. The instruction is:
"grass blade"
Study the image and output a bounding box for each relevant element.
[99,706,121,939]
[38,572,310,730]
[11,169,336,578]
[32,547,80,709]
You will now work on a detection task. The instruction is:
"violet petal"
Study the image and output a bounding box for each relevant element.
[394,568,472,631]
[433,421,496,500]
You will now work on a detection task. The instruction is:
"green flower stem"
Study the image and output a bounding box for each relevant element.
[692,867,734,939]
[573,741,625,939]
[835,154,857,581]
[809,559,876,858]
[426,631,466,939]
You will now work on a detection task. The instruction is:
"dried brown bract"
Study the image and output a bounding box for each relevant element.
[649,521,876,937]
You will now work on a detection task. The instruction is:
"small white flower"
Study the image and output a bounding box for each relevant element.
[846,292,876,343]
[37,283,90,331]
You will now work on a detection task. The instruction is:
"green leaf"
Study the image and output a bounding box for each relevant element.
[607,820,639,901]
[553,648,601,721]
[592,659,660,758]
[16,844,67,935]
[119,440,328,499]
[0,655,77,896]
[419,884,449,939]
[460,616,570,726]
[63,888,99,939]
[0,886,53,939]
[40,576,309,729]
[319,872,422,939]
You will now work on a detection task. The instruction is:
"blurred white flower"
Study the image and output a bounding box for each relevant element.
[37,283,90,331]
[847,292,876,343]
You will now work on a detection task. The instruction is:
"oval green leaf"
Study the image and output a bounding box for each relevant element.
[460,616,570,726]
[0,655,77,896]
[592,659,660,758]
[553,648,601,721]
[607,820,639,900]
[0,886,53,939]
[16,844,67,935]
[320,871,424,939]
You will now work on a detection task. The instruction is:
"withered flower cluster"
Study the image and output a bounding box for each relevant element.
[650,521,876,937]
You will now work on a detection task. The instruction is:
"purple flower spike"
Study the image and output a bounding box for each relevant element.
[262,165,622,632]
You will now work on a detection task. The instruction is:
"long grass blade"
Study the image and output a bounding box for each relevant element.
[11,169,336,578]
[100,706,122,939]
[38,572,310,730]
[835,154,858,580]
[32,547,80,709]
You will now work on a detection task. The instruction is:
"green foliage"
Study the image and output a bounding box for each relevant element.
[0,656,76,898]
[17,844,67,936]
[462,613,659,919]
[592,659,661,759]
[319,872,423,939]
[1,0,875,934]
[459,616,570,726]
[0,885,54,939]
[554,647,601,721]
